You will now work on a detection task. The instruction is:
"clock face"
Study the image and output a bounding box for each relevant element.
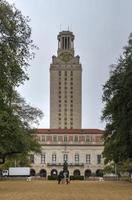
[60,52,72,62]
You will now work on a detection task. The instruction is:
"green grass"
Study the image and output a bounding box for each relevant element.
[0,180,132,200]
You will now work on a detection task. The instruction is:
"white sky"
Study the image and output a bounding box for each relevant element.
[7,0,132,129]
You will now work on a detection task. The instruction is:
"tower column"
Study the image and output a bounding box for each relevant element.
[50,31,82,129]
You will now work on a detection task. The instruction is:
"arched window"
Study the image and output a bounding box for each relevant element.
[73,169,80,177]
[40,169,47,177]
[85,169,91,178]
[51,169,58,177]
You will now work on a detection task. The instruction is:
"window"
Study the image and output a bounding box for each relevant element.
[41,154,45,164]
[63,154,68,162]
[69,136,73,141]
[97,154,101,164]
[58,136,63,142]
[64,135,67,142]
[52,154,56,163]
[42,136,45,142]
[86,154,91,164]
[74,135,78,142]
[86,136,90,142]
[30,154,34,164]
[46,135,52,142]
[53,136,57,142]
[75,154,79,164]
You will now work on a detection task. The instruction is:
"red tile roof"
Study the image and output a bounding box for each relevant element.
[36,128,104,134]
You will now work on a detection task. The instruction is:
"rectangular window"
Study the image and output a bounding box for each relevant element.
[64,136,67,142]
[53,136,57,142]
[86,154,91,164]
[52,154,56,163]
[86,136,90,142]
[74,135,78,142]
[69,136,73,142]
[42,136,45,142]
[75,154,79,164]
[46,136,52,142]
[58,136,63,142]
[41,154,45,164]
[79,136,85,142]
[97,154,101,164]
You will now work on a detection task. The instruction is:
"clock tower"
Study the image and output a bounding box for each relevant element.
[50,31,82,129]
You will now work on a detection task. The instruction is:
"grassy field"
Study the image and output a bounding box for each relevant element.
[0,180,132,200]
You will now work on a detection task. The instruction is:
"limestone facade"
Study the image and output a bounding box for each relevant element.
[50,31,82,129]
[30,129,104,178]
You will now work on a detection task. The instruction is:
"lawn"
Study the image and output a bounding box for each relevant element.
[0,180,132,200]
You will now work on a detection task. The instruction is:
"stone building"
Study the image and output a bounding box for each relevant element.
[30,31,104,179]
[50,31,82,129]
[31,129,104,178]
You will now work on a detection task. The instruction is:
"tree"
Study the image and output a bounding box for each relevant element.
[0,0,43,163]
[102,33,132,164]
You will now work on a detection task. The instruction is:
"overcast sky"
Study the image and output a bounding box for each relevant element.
[7,0,132,129]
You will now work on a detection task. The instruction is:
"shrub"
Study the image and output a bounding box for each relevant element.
[70,176,84,180]
[48,176,57,180]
